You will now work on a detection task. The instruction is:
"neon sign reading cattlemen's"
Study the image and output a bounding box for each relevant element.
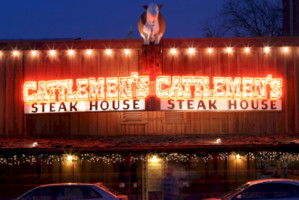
[23,72,282,114]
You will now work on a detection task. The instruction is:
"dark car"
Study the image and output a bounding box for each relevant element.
[203,179,299,200]
[17,183,128,200]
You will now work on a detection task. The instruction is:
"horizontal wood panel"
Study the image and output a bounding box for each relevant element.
[0,38,298,137]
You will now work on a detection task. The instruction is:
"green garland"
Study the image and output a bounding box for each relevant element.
[1,151,299,166]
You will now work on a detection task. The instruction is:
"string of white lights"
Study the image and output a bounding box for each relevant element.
[0,151,299,165]
[0,46,291,57]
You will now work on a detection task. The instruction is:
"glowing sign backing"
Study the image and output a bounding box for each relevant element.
[24,100,145,114]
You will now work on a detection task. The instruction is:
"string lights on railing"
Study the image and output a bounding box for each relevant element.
[0,46,294,58]
[170,48,177,55]
[86,49,92,55]
[49,50,56,56]
[264,46,270,53]
[31,50,37,56]
[188,47,195,55]
[106,49,112,55]
[124,49,130,55]
[283,46,289,53]
[245,47,250,53]
[226,47,233,53]
[13,50,19,56]
[68,49,75,56]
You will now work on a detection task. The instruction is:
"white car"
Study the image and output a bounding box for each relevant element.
[17,183,128,200]
[203,179,299,200]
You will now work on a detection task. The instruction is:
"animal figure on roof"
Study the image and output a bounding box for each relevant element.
[138,3,166,45]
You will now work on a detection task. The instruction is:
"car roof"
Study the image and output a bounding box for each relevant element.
[35,183,101,188]
[31,183,120,197]
[17,183,125,200]
[248,179,299,186]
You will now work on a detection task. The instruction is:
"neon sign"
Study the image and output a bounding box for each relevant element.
[23,73,282,113]
[24,72,150,103]
[156,75,282,100]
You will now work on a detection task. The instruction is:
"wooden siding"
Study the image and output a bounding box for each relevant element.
[0,37,298,137]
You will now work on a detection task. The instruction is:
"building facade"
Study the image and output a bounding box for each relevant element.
[0,37,299,199]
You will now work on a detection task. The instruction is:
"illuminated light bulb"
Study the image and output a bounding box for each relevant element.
[32,142,38,148]
[264,46,270,53]
[67,155,73,161]
[170,48,177,55]
[236,154,240,159]
[208,48,213,53]
[226,47,232,53]
[245,47,250,53]
[152,156,158,163]
[283,46,289,53]
[68,49,74,56]
[124,49,130,55]
[31,50,37,56]
[13,50,19,56]
[106,49,112,55]
[188,48,195,55]
[216,138,221,144]
[50,50,56,56]
[86,49,92,55]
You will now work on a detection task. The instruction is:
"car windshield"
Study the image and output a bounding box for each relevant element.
[218,183,249,199]
[95,183,121,196]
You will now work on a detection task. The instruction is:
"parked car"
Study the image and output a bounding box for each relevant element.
[203,179,299,200]
[17,183,128,200]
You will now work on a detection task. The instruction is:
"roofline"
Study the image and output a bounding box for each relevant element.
[0,37,299,51]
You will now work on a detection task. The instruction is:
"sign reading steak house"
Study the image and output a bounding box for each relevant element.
[23,72,282,114]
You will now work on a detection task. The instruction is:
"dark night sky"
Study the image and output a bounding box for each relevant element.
[0,0,223,40]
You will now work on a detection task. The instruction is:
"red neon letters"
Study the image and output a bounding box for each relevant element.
[24,72,150,103]
[24,73,282,103]
[156,75,282,100]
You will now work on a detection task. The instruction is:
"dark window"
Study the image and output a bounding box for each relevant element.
[235,183,299,200]
[289,184,299,197]
[21,186,58,200]
[57,186,102,200]
[237,184,268,199]
[270,183,299,199]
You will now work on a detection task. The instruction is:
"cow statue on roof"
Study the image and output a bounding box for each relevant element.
[138,3,166,45]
